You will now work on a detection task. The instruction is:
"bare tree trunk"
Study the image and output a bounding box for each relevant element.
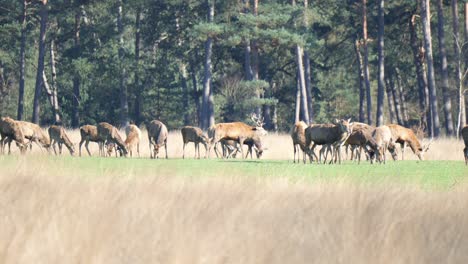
[436,0,454,136]
[181,63,190,125]
[395,68,409,126]
[362,0,372,125]
[49,41,60,124]
[354,38,366,123]
[452,0,466,136]
[32,0,48,124]
[303,0,313,123]
[410,14,432,136]
[17,0,27,120]
[252,0,261,116]
[421,0,441,137]
[117,0,128,127]
[464,3,468,124]
[242,0,253,81]
[201,0,215,130]
[71,7,81,128]
[295,74,301,123]
[134,7,142,125]
[376,0,385,126]
[190,61,201,126]
[296,46,310,124]
[385,77,396,124]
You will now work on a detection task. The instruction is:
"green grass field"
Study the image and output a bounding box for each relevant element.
[2,155,466,188]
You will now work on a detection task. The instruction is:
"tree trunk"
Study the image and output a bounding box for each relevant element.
[410,14,431,135]
[421,0,441,137]
[252,0,261,116]
[190,61,201,126]
[436,0,454,136]
[296,46,310,124]
[134,7,142,125]
[452,0,466,136]
[32,0,48,124]
[362,0,372,125]
[464,3,468,124]
[17,0,27,121]
[49,41,61,124]
[242,0,253,81]
[354,38,366,123]
[376,0,385,126]
[201,0,215,130]
[303,0,313,123]
[71,6,81,128]
[295,73,301,123]
[385,77,395,124]
[117,0,128,127]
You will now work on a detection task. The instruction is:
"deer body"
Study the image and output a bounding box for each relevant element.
[291,121,309,163]
[372,126,394,164]
[97,122,128,157]
[147,120,168,159]
[15,121,50,153]
[181,126,209,159]
[79,125,101,156]
[48,125,75,156]
[125,124,141,158]
[387,124,430,160]
[0,117,28,154]
[462,125,468,165]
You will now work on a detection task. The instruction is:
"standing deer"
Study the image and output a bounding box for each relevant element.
[125,124,142,157]
[0,117,28,154]
[48,125,75,156]
[79,125,102,156]
[208,114,267,159]
[97,122,128,157]
[181,126,210,159]
[462,125,468,165]
[372,125,394,164]
[291,121,310,163]
[387,124,431,160]
[14,121,51,153]
[147,120,168,159]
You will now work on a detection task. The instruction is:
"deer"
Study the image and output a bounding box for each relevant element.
[461,125,468,165]
[387,124,431,160]
[0,117,28,154]
[291,121,310,163]
[371,125,395,164]
[344,126,380,164]
[344,122,374,161]
[124,124,141,158]
[14,121,51,153]
[147,120,168,159]
[305,119,354,164]
[97,122,128,157]
[208,114,267,159]
[219,137,266,159]
[181,126,210,159]
[105,142,122,157]
[79,125,102,156]
[48,125,75,156]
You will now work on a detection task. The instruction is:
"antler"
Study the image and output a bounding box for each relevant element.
[250,113,265,127]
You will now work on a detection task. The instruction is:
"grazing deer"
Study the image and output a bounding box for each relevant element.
[15,121,51,153]
[208,114,267,159]
[125,124,142,157]
[219,137,266,159]
[147,120,168,159]
[48,125,75,156]
[79,125,102,156]
[181,126,210,159]
[372,125,394,164]
[305,119,354,164]
[462,125,468,165]
[97,122,128,157]
[0,117,28,154]
[291,121,310,163]
[387,124,431,160]
[344,126,380,164]
[105,142,122,157]
[344,122,374,161]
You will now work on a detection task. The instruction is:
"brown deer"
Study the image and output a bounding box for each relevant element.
[15,121,51,153]
[48,125,75,156]
[305,119,354,164]
[344,122,374,161]
[208,114,267,159]
[147,120,168,159]
[219,137,266,159]
[125,124,141,157]
[344,127,380,164]
[372,125,394,164]
[0,117,28,154]
[461,125,468,165]
[97,122,128,157]
[387,124,431,160]
[291,121,310,163]
[79,125,102,156]
[181,126,210,159]
[105,142,122,157]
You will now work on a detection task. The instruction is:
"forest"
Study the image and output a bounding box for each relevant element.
[0,0,467,136]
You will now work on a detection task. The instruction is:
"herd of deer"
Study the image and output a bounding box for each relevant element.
[1,115,468,164]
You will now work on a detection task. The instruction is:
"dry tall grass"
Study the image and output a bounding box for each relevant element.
[6,128,467,161]
[1,160,468,263]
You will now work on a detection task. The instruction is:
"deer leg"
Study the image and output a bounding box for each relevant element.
[197,143,201,159]
[182,142,186,159]
[137,143,140,158]
[59,142,63,155]
[149,140,153,159]
[401,142,406,160]
[165,140,168,159]
[51,140,57,155]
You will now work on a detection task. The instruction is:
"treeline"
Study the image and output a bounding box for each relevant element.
[0,0,467,136]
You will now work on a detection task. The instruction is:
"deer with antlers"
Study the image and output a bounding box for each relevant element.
[208,114,267,159]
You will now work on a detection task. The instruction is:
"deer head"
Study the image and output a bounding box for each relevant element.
[251,113,267,136]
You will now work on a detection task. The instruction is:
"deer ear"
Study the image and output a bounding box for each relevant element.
[334,119,339,124]
[347,118,351,123]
